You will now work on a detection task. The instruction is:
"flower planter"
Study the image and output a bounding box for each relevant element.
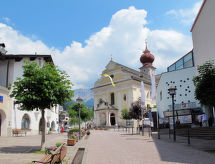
[75,137,78,142]
[82,131,86,136]
[67,139,76,146]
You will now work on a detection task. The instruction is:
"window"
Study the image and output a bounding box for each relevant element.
[21,114,30,129]
[176,59,183,70]
[123,94,126,101]
[160,91,162,101]
[38,58,42,66]
[47,122,50,127]
[168,64,175,72]
[184,52,193,68]
[111,93,115,105]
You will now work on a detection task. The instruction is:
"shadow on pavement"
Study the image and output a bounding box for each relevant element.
[151,133,215,164]
[125,137,144,141]
[0,146,40,153]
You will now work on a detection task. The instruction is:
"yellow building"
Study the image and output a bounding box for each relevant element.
[92,46,158,126]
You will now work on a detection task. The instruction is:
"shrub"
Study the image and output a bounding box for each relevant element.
[56,142,62,147]
[69,128,79,133]
[70,135,76,140]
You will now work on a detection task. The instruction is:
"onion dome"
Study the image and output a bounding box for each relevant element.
[140,44,154,67]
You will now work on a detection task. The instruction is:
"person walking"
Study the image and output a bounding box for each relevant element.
[57,125,60,134]
[202,113,207,127]
[60,126,64,134]
[198,114,202,127]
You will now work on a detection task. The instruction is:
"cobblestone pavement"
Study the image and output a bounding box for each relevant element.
[0,133,67,164]
[86,129,215,164]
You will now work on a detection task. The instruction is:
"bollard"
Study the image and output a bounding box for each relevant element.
[142,126,144,136]
[188,127,190,145]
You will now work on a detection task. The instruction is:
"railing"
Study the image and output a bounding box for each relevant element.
[168,102,199,110]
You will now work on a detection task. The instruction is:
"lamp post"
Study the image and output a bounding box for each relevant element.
[168,87,177,142]
[76,97,83,140]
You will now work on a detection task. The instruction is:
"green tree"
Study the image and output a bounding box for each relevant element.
[193,61,215,109]
[10,61,73,150]
[68,102,93,126]
[121,108,130,120]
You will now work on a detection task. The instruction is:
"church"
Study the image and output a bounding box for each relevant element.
[92,45,159,126]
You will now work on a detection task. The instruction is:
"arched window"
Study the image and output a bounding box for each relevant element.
[21,114,30,129]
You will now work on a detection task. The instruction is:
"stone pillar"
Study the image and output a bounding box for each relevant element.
[106,110,110,126]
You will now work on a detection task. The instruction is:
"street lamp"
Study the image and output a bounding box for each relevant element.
[76,97,83,140]
[168,86,177,142]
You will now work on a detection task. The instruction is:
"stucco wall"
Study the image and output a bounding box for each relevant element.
[0,86,12,136]
[192,0,215,68]
[156,67,199,117]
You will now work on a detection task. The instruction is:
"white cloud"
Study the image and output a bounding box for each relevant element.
[2,17,10,24]
[166,1,203,25]
[0,6,192,89]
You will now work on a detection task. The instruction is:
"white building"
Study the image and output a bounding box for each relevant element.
[157,0,215,124]
[156,50,202,124]
[0,47,59,136]
[191,0,215,68]
[191,0,215,120]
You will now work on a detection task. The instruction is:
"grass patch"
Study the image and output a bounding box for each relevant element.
[30,150,46,154]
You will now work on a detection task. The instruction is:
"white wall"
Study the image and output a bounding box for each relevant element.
[156,67,200,117]
[192,0,215,68]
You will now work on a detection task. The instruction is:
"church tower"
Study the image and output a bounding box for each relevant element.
[139,42,156,75]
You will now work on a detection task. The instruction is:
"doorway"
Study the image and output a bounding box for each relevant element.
[110,113,116,126]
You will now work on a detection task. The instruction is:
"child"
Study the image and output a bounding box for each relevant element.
[60,126,64,134]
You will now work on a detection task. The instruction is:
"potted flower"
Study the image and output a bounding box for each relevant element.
[74,133,79,142]
[67,135,76,146]
[87,130,90,135]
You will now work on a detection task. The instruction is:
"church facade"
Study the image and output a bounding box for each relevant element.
[92,46,158,126]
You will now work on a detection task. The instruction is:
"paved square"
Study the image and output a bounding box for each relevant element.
[86,130,215,164]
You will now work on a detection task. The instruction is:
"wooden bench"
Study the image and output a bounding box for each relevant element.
[12,129,26,136]
[32,143,67,164]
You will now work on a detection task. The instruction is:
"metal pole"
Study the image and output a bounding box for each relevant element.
[157,111,160,139]
[172,95,176,142]
[79,104,81,140]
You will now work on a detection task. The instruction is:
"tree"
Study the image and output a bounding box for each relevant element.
[121,108,130,120]
[10,61,73,150]
[68,102,93,126]
[193,61,215,109]
[129,101,142,120]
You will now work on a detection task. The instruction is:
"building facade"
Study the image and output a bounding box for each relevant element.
[0,47,59,136]
[92,46,158,126]
[156,51,202,121]
[191,0,215,68]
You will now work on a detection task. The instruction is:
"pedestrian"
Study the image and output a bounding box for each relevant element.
[208,117,214,127]
[176,119,180,126]
[198,114,202,127]
[60,126,64,134]
[202,113,207,127]
[57,125,60,134]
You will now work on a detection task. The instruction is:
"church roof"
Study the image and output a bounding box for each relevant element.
[92,60,160,90]
[95,99,118,111]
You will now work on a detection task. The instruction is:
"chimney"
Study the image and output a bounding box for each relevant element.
[0,43,7,55]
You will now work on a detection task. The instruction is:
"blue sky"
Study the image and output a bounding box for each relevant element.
[0,0,202,89]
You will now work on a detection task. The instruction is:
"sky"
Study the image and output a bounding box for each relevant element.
[0,0,202,89]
